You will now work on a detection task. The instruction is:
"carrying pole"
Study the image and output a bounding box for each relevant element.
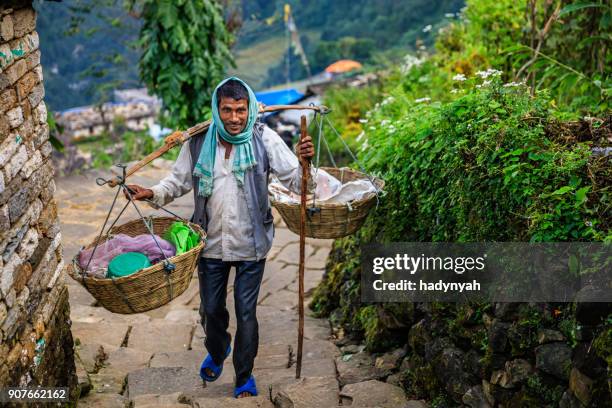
[100,104,328,188]
[296,115,309,378]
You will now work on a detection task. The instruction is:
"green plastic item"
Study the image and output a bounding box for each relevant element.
[108,252,151,278]
[163,222,200,255]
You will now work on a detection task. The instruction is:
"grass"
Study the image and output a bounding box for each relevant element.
[229,30,321,90]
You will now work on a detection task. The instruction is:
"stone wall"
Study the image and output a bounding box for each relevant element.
[0,0,77,400]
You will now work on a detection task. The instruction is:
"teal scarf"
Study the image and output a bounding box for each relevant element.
[193,77,259,197]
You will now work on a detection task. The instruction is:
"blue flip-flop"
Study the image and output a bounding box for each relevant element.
[234,375,258,398]
[200,344,231,382]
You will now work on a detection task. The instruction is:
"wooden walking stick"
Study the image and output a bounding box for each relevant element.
[296,115,309,379]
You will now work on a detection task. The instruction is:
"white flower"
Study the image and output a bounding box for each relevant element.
[445,13,455,18]
[356,131,365,142]
[503,81,525,87]
[380,119,390,127]
[452,73,467,81]
[422,24,432,33]
[401,54,425,74]
[415,97,431,103]
[451,89,459,94]
[475,68,502,79]
[359,118,368,124]
[419,45,427,51]
[381,96,395,106]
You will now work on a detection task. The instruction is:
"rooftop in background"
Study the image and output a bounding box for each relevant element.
[114,88,161,105]
[255,88,305,106]
[325,59,363,74]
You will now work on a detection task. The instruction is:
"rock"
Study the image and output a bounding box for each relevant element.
[0,15,14,42]
[537,329,565,344]
[424,337,454,361]
[270,376,339,408]
[559,389,583,408]
[332,330,355,348]
[572,341,607,378]
[130,392,187,407]
[374,347,407,376]
[482,380,512,405]
[89,368,127,394]
[432,346,476,402]
[77,392,127,408]
[504,359,533,386]
[482,313,493,330]
[490,370,510,389]
[488,353,507,371]
[335,351,380,387]
[464,350,486,379]
[75,354,92,397]
[494,303,519,321]
[398,355,411,373]
[385,373,402,387]
[490,360,532,389]
[193,396,273,408]
[488,320,510,353]
[339,380,407,407]
[126,367,208,400]
[575,289,612,325]
[75,343,110,374]
[340,344,364,355]
[569,368,593,406]
[407,319,431,355]
[403,402,428,408]
[535,343,572,380]
[6,106,23,129]
[462,385,492,408]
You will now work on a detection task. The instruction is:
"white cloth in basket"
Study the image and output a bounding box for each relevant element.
[269,168,376,204]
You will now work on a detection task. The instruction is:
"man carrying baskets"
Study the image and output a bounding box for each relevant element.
[125,77,315,398]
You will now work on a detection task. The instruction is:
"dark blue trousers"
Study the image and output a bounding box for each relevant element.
[197,257,265,388]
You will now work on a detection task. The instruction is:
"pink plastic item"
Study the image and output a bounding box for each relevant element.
[78,234,176,278]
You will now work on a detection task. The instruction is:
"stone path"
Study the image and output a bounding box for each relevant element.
[56,161,341,407]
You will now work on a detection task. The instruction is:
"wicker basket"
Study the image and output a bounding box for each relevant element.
[67,216,206,314]
[271,167,384,239]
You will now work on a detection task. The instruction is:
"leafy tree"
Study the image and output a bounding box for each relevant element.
[132,0,235,129]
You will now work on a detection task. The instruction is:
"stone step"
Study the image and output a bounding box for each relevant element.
[192,395,274,408]
[128,321,193,354]
[150,349,206,372]
[126,367,210,401]
[270,376,340,408]
[339,379,409,408]
[72,322,130,348]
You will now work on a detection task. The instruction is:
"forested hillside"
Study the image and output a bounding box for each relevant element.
[35,0,463,110]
